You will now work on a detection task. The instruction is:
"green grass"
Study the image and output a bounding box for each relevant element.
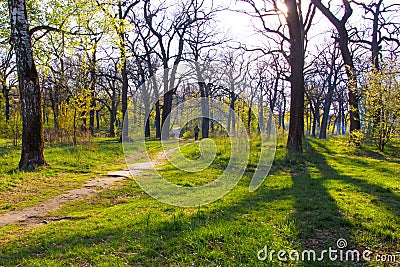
[0,136,399,266]
[160,139,231,187]
[0,138,125,213]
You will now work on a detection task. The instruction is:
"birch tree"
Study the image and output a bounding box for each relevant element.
[8,0,47,170]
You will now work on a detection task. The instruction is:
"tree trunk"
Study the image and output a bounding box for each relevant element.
[339,91,346,135]
[228,91,236,135]
[89,51,96,136]
[320,46,338,139]
[52,102,59,130]
[155,100,161,139]
[266,111,273,139]
[311,102,320,137]
[199,82,209,139]
[332,116,337,135]
[43,104,48,126]
[285,0,305,154]
[258,90,264,134]
[150,72,161,139]
[141,87,151,137]
[2,83,10,122]
[121,59,128,139]
[132,96,137,125]
[282,89,286,131]
[161,70,171,139]
[247,103,252,135]
[337,28,360,134]
[311,0,360,136]
[319,84,334,138]
[9,0,46,170]
[49,87,59,130]
[118,18,129,140]
[96,109,100,129]
[278,106,282,130]
[161,65,179,140]
[73,108,77,145]
[145,116,151,138]
[371,0,382,70]
[312,108,317,137]
[161,89,174,139]
[109,90,117,137]
[109,105,116,138]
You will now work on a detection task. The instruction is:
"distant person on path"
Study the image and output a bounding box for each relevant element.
[194,125,200,141]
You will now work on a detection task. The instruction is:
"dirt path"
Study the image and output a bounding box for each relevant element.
[0,148,177,227]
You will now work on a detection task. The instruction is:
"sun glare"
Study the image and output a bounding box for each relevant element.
[276,1,288,17]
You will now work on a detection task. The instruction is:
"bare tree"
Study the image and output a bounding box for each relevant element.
[97,0,140,140]
[311,0,361,140]
[96,61,122,138]
[127,15,162,139]
[353,0,400,70]
[0,48,14,123]
[144,0,207,139]
[220,50,247,135]
[251,54,287,137]
[84,31,102,135]
[243,0,315,154]
[185,3,226,138]
[283,0,308,153]
[317,41,343,139]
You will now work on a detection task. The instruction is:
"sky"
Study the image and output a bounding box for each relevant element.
[216,0,399,54]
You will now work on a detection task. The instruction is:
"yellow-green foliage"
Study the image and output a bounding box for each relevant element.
[58,102,73,133]
[362,62,400,151]
[55,88,97,144]
[182,130,193,139]
[72,88,95,120]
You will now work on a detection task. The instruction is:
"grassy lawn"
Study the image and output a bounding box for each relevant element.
[0,138,125,214]
[0,136,399,266]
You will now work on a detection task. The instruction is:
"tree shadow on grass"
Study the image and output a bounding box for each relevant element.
[2,139,399,266]
[0,170,344,267]
[286,153,354,266]
[309,139,400,210]
[0,146,20,174]
[0,177,294,266]
[311,137,400,164]
[0,146,10,157]
[357,141,400,163]
[304,139,400,251]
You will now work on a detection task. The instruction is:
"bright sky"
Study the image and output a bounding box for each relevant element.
[217,0,257,43]
[216,0,399,53]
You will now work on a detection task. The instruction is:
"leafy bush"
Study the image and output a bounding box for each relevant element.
[361,62,400,151]
[181,130,193,139]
